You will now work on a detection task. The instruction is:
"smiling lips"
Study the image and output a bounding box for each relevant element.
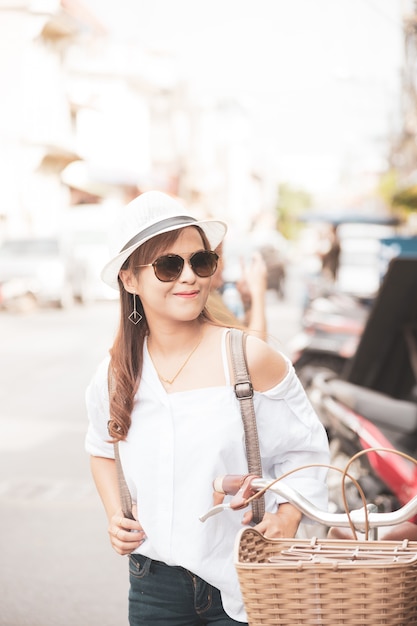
[174,290,200,298]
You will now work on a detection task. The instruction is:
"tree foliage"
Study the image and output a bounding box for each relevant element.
[275,183,312,239]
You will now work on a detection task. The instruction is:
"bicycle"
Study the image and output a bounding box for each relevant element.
[200,449,417,625]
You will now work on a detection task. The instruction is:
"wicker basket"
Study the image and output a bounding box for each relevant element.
[235,527,417,625]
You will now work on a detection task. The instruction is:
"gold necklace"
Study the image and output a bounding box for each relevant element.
[149,333,203,385]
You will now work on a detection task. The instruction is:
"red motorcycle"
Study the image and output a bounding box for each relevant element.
[308,257,417,513]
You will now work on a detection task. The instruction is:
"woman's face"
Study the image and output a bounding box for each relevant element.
[120,227,212,324]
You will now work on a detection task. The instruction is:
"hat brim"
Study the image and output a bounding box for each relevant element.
[101,218,227,290]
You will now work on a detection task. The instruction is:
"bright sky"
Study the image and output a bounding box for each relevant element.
[84,0,404,193]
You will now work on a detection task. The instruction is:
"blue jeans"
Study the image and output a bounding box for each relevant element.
[128,554,247,625]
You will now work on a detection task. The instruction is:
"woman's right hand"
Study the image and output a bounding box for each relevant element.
[238,251,267,302]
[108,505,147,555]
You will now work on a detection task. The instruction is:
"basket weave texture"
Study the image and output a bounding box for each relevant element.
[235,527,417,625]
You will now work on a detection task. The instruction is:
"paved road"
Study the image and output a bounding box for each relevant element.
[0,299,129,626]
[0,273,303,626]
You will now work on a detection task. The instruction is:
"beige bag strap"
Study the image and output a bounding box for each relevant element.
[108,365,135,520]
[229,328,265,523]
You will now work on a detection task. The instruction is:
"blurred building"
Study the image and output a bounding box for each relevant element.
[0,0,413,243]
[393,0,417,174]
[0,0,268,242]
[389,0,417,216]
[0,0,105,237]
[63,36,269,227]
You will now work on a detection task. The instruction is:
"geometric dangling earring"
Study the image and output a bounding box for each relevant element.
[128,292,142,325]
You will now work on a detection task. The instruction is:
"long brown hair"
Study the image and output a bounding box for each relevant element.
[108,226,221,441]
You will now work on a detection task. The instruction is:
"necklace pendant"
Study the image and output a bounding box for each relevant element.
[160,375,174,385]
[150,332,203,386]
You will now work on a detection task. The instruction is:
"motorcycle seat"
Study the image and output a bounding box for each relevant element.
[325,378,417,433]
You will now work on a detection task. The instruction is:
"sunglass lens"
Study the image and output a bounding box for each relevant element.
[191,251,218,277]
[154,255,184,281]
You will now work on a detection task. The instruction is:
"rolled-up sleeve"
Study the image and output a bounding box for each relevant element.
[85,357,115,459]
[254,358,330,514]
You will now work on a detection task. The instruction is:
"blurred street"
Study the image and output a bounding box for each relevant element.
[0,267,304,626]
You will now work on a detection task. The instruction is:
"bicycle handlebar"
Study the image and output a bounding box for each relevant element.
[200,474,417,533]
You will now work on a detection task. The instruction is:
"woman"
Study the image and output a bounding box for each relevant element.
[85,190,330,625]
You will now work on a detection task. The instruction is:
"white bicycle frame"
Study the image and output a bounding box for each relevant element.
[200,476,417,540]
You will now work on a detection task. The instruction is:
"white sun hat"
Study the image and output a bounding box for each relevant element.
[101,190,227,290]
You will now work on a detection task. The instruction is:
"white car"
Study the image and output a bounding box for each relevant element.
[0,237,74,309]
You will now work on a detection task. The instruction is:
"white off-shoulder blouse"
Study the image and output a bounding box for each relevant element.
[85,328,329,622]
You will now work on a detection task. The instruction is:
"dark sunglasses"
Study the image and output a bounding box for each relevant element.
[136,250,219,282]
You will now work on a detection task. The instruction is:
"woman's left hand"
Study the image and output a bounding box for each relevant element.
[108,505,146,556]
[242,503,302,539]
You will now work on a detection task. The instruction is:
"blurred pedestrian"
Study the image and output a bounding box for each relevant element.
[318,224,341,282]
[85,190,329,625]
[237,249,268,337]
[208,242,268,340]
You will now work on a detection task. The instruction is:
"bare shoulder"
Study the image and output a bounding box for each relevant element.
[244,334,289,392]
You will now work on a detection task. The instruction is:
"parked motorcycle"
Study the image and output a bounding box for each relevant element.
[290,214,411,389]
[307,257,417,514]
[289,284,371,388]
